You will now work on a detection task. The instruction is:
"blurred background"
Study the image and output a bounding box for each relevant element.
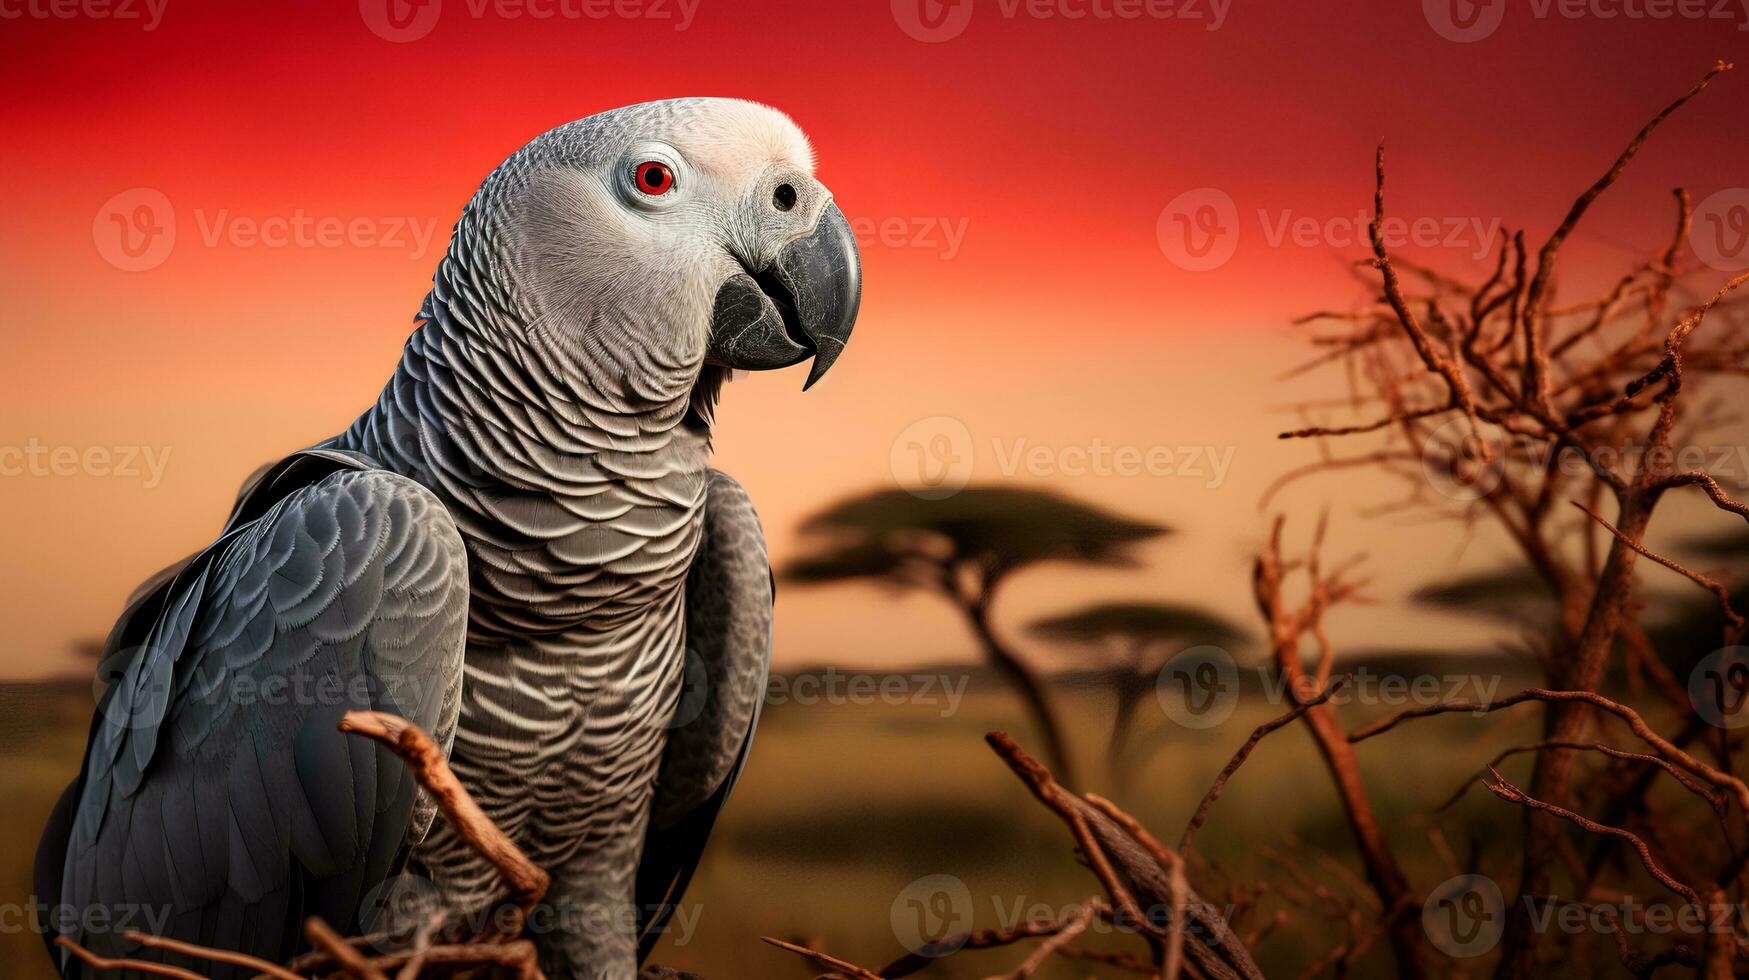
[3,1,1748,976]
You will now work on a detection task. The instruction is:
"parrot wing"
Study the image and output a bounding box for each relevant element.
[635,469,773,961]
[43,460,470,977]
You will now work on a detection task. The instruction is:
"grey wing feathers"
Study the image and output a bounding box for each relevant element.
[54,467,469,976]
[636,470,773,960]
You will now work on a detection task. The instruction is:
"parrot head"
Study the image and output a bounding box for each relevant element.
[455,97,860,394]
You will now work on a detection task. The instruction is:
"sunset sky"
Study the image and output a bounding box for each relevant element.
[3,0,1747,679]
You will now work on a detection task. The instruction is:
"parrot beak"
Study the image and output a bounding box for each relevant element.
[706,201,861,389]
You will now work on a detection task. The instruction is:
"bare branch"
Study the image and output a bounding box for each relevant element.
[1572,500,1744,640]
[1181,677,1351,853]
[1483,766,1701,910]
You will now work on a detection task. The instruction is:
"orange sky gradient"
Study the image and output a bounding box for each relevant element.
[3,0,1748,679]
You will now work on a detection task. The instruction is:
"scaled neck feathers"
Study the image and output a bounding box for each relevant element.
[329,245,716,507]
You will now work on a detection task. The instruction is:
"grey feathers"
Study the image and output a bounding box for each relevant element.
[53,461,469,976]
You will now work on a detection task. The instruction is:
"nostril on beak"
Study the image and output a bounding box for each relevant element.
[773,183,797,212]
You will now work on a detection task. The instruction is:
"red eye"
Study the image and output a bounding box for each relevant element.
[634,161,674,195]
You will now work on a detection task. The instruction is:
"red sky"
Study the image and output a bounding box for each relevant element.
[2,0,1746,677]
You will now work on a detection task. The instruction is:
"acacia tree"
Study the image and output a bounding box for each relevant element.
[783,486,1168,788]
[1269,61,1749,977]
[1028,601,1245,781]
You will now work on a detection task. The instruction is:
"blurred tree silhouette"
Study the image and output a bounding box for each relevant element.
[1029,601,1245,783]
[783,486,1168,788]
[1411,568,1554,626]
[1683,525,1749,562]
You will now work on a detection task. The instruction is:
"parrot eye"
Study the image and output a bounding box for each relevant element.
[634,161,675,196]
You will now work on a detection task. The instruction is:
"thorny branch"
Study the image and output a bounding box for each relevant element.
[765,733,1266,980]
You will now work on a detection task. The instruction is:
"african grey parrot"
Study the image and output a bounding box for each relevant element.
[35,98,860,979]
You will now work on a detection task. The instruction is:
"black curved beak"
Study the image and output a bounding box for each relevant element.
[706,202,861,390]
